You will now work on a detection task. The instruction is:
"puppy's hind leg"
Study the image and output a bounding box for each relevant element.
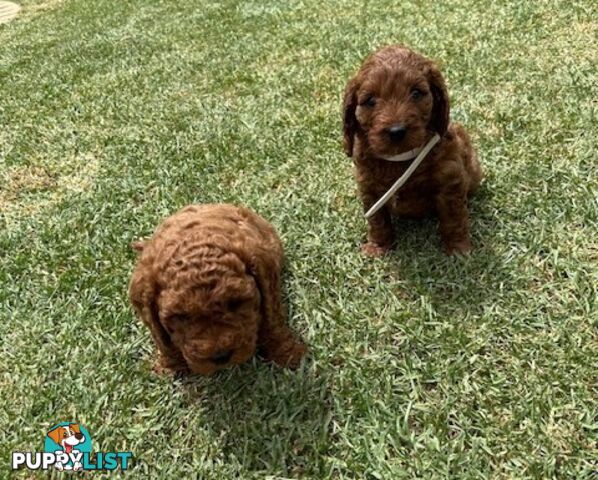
[454,124,483,195]
[466,149,483,196]
[435,187,472,256]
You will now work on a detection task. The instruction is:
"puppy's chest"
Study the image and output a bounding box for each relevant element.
[390,173,439,219]
[356,159,438,216]
[360,161,436,198]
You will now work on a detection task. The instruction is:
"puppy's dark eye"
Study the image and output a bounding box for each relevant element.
[361,95,376,108]
[227,299,243,311]
[410,88,425,100]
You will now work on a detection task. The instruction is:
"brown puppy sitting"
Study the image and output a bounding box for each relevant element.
[129,204,307,375]
[343,45,483,256]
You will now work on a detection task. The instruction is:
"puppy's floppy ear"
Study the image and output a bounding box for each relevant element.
[129,262,180,362]
[342,77,359,157]
[238,213,306,368]
[47,426,63,445]
[427,63,450,135]
[70,424,81,434]
[244,247,284,330]
[246,250,305,368]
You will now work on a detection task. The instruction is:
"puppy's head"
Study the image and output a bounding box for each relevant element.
[343,45,449,158]
[131,241,261,376]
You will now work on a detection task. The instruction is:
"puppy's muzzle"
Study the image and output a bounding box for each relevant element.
[386,123,408,143]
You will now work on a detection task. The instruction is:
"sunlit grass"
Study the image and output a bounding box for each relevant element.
[1,0,596,478]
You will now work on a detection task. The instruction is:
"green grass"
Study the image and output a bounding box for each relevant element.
[1,0,596,478]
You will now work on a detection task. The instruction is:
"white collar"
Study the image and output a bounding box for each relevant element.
[365,134,441,219]
[379,145,424,162]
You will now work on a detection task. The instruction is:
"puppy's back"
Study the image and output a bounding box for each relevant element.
[139,204,282,263]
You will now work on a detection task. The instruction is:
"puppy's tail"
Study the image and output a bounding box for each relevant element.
[131,240,146,252]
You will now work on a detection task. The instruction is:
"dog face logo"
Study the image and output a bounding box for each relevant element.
[45,423,91,471]
[47,424,85,454]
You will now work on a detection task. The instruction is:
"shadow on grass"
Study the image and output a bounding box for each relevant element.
[179,361,333,477]
[382,184,514,317]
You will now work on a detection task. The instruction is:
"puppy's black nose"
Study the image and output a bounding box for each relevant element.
[211,349,233,365]
[386,124,407,143]
[75,433,83,440]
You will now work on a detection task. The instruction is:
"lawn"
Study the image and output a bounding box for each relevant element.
[0,0,596,478]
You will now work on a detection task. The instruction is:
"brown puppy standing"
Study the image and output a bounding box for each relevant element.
[343,45,483,256]
[129,204,306,376]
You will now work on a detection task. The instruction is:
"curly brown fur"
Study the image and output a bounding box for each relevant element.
[343,45,483,256]
[129,204,307,376]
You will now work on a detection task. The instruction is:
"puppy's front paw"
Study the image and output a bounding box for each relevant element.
[444,239,472,256]
[153,355,189,376]
[361,242,392,257]
[272,340,307,369]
